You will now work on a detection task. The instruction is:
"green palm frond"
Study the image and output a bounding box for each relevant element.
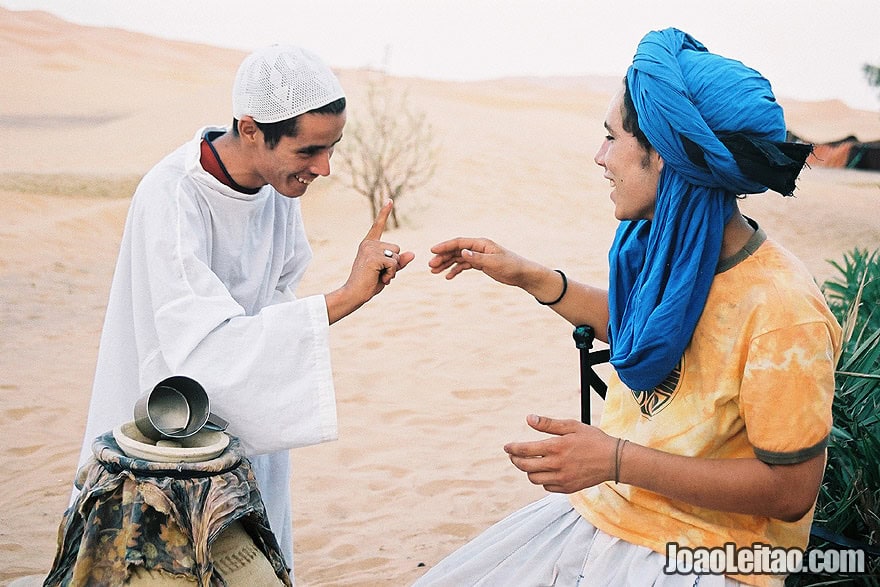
[789,248,880,586]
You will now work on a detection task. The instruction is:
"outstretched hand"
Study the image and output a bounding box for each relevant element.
[503,414,618,494]
[327,200,414,324]
[361,200,415,287]
[428,237,532,288]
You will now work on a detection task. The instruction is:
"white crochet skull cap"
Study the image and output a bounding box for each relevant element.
[232,44,345,123]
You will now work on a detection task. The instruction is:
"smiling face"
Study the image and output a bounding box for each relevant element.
[250,111,347,198]
[594,87,663,221]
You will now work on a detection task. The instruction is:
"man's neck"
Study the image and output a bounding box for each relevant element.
[720,210,756,260]
[202,131,261,194]
[208,132,262,190]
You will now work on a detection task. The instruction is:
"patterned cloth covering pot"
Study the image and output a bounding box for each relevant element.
[44,431,290,586]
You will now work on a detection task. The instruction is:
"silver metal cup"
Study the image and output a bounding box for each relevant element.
[133,376,228,441]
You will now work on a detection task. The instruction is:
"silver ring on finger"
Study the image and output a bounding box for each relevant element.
[383,249,394,258]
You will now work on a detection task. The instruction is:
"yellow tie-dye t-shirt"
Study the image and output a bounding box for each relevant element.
[570,227,841,587]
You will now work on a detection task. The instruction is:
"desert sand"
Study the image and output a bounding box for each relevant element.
[1,8,878,586]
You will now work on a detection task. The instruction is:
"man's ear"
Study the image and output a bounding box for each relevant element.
[652,150,664,174]
[237,115,260,143]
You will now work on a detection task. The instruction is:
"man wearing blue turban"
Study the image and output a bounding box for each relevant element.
[417,29,841,586]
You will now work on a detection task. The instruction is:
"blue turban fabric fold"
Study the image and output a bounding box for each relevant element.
[607,28,798,392]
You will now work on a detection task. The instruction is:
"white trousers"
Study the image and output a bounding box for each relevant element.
[412,493,746,587]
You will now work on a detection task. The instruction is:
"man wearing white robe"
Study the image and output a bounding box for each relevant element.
[73,45,414,577]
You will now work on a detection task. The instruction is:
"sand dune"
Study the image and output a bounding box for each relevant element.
[1,7,878,585]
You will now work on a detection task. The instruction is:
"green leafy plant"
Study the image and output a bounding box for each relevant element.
[788,248,880,586]
[823,249,880,340]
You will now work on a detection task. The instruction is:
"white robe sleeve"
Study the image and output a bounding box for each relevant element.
[123,159,337,456]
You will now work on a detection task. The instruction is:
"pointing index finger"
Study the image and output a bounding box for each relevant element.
[365,199,393,240]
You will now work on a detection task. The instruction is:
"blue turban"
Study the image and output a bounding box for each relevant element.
[607,28,811,392]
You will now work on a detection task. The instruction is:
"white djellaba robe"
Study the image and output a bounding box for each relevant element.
[74,126,338,574]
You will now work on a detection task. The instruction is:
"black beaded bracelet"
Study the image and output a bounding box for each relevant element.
[536,269,568,306]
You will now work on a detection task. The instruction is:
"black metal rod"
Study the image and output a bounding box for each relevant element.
[573,325,610,425]
[573,325,595,424]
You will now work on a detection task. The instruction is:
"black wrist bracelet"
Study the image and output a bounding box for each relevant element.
[536,269,568,306]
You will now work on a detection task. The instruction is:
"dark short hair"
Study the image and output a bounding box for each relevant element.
[621,78,657,168]
[231,97,346,149]
[621,78,652,154]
